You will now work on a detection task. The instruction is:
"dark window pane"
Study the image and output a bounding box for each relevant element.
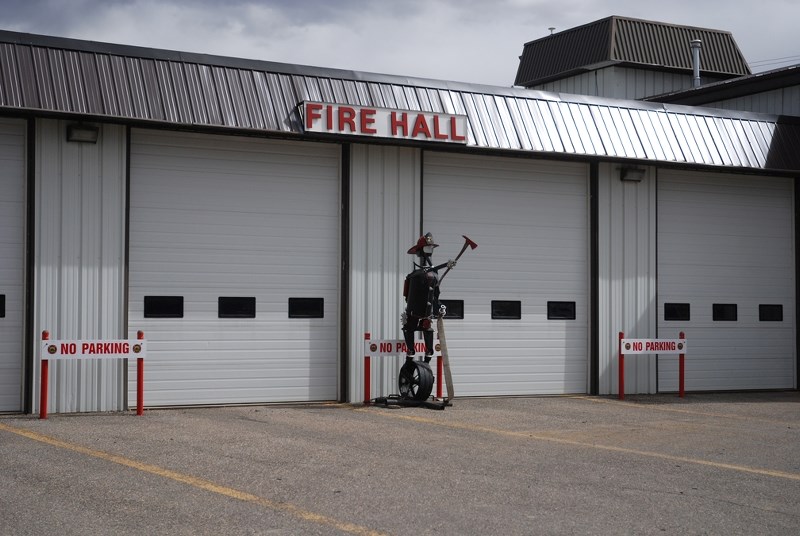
[440,300,464,319]
[289,297,324,318]
[218,297,256,318]
[664,303,690,321]
[491,300,521,320]
[713,303,737,321]
[0,294,4,318]
[547,301,576,320]
[759,304,783,322]
[144,296,184,318]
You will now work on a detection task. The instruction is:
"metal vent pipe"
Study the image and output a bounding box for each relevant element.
[690,39,702,88]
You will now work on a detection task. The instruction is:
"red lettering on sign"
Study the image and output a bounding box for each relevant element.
[450,116,466,141]
[338,107,356,132]
[432,115,449,140]
[391,112,408,136]
[326,104,334,130]
[360,108,377,134]
[61,343,76,355]
[411,114,431,138]
[380,342,391,352]
[305,102,323,129]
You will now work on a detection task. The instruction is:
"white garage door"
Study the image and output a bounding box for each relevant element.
[0,118,25,412]
[658,170,796,391]
[129,130,340,406]
[423,152,589,395]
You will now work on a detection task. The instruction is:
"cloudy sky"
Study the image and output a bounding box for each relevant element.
[1,0,798,87]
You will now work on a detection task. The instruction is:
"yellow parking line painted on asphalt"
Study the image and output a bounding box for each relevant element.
[569,395,798,426]
[360,409,800,482]
[0,422,388,536]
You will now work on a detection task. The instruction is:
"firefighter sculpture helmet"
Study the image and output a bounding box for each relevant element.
[407,232,438,256]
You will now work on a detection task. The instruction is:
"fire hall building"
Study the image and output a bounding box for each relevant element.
[1,19,798,414]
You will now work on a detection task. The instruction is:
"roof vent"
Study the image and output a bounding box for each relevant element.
[690,39,702,88]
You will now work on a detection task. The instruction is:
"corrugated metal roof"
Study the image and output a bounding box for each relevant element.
[515,16,751,88]
[1,29,797,172]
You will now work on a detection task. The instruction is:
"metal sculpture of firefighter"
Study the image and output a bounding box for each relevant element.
[399,232,455,401]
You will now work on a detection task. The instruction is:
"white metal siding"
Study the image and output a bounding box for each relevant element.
[703,86,800,117]
[129,130,340,406]
[0,118,25,411]
[424,152,589,395]
[658,170,796,391]
[597,163,658,395]
[533,67,729,100]
[348,144,421,402]
[33,119,128,414]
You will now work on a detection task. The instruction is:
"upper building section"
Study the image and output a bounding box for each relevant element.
[1,28,798,172]
[515,16,751,88]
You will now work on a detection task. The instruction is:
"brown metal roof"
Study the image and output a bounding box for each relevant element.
[1,29,798,172]
[514,16,751,88]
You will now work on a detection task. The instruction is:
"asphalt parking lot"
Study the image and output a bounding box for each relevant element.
[1,392,799,535]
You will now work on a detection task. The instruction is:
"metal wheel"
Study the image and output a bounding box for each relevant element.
[398,360,434,401]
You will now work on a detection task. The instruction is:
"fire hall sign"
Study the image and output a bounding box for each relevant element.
[303,101,468,144]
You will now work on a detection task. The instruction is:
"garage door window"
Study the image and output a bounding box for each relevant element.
[219,297,256,318]
[288,298,324,318]
[144,296,184,318]
[713,303,737,321]
[547,301,576,320]
[664,303,690,321]
[759,304,783,322]
[440,299,464,319]
[491,300,521,320]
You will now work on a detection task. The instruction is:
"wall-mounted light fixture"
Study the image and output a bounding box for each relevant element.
[619,166,646,182]
[66,124,99,143]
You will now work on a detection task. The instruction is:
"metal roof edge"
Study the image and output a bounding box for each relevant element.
[645,64,800,105]
[0,28,517,96]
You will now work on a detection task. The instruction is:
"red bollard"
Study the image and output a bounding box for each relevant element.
[137,330,145,415]
[363,332,371,405]
[436,355,443,399]
[40,330,49,419]
[618,331,625,400]
[679,331,685,398]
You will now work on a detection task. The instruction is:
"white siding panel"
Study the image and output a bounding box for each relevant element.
[348,144,421,402]
[597,163,658,395]
[34,119,127,414]
[658,170,795,391]
[0,118,26,412]
[424,152,589,395]
[129,130,340,406]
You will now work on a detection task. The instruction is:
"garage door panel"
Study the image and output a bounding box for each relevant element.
[424,152,588,396]
[129,130,339,406]
[658,170,795,391]
[0,118,25,412]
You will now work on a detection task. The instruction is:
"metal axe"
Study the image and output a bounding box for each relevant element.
[438,235,477,283]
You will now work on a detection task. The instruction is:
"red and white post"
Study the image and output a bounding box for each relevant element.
[136,330,145,415]
[618,331,625,401]
[618,332,687,400]
[363,332,371,405]
[40,330,50,419]
[679,331,685,398]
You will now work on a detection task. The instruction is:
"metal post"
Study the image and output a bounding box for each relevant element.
[137,330,145,415]
[618,331,625,400]
[436,355,443,399]
[363,332,371,405]
[679,331,685,398]
[40,330,49,420]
